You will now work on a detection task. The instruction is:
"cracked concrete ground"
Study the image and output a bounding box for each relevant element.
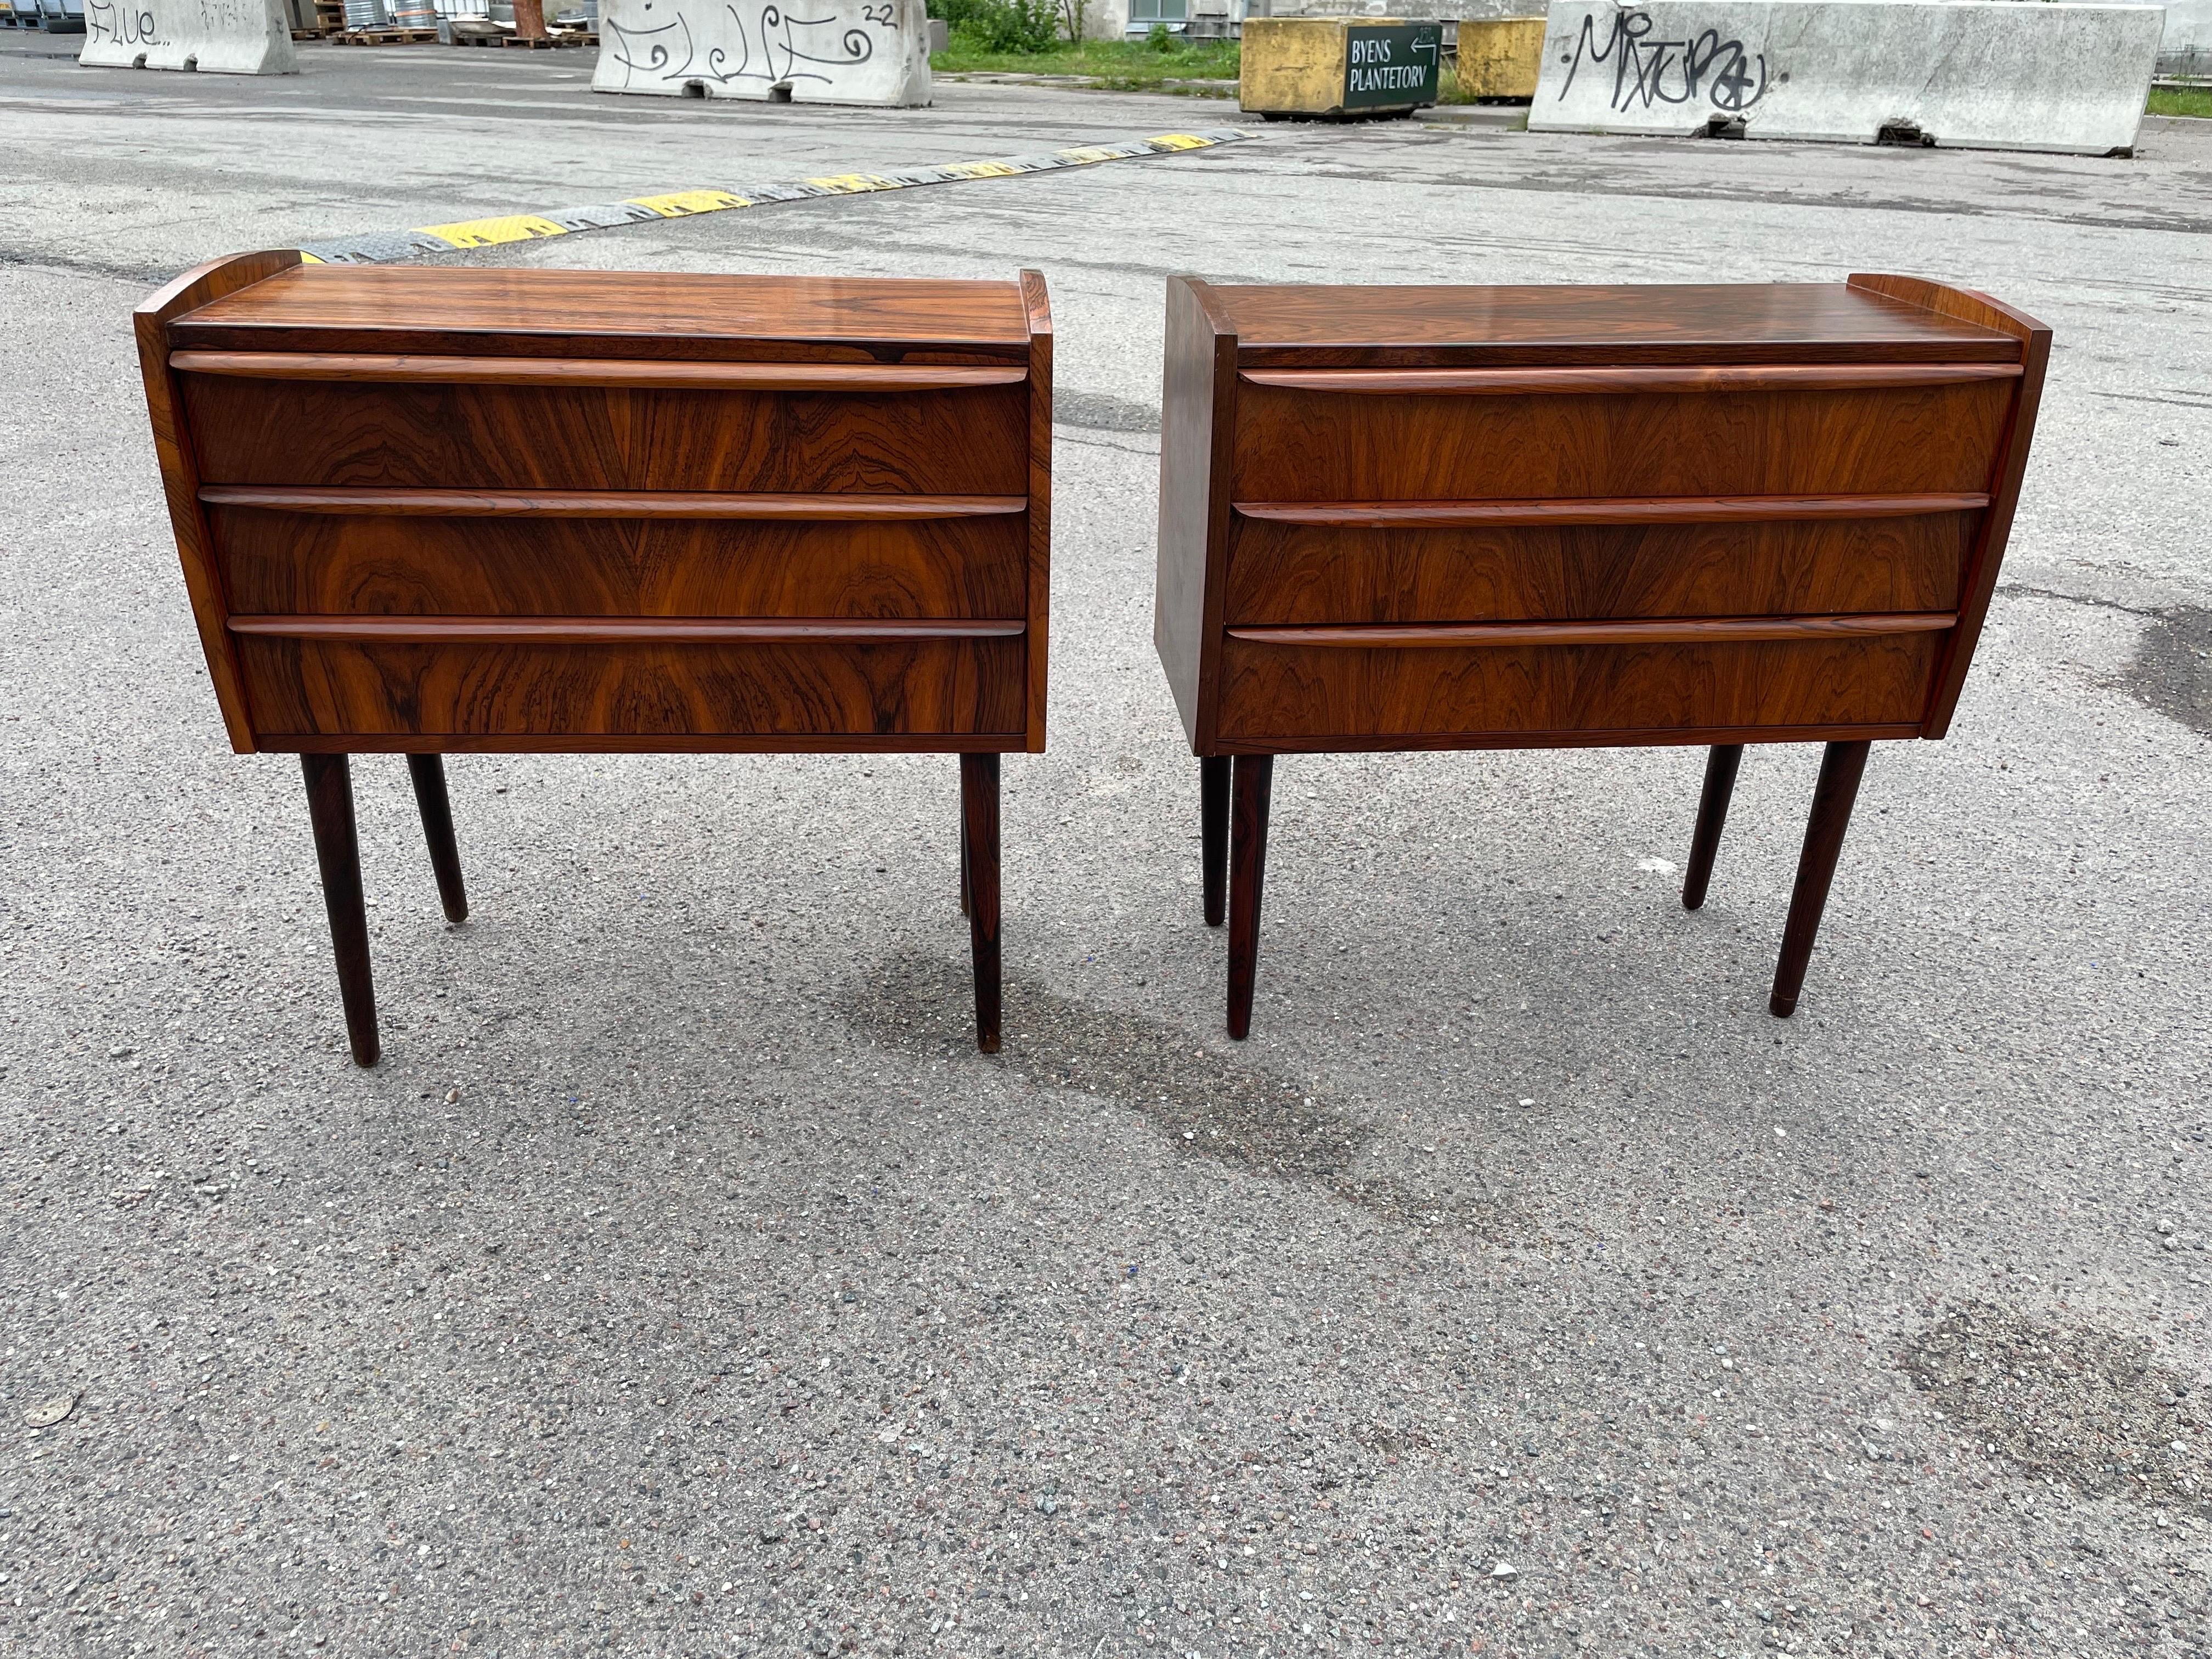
[0,37,2208,1659]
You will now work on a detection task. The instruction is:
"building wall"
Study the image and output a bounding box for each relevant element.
[2159,0,2211,60]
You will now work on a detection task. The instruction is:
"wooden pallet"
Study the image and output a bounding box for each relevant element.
[450,23,597,47]
[339,26,437,43]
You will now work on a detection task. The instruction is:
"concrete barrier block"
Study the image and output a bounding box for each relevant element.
[594,0,932,105]
[1240,16,1444,117]
[1455,15,1545,98]
[80,0,297,70]
[1528,1,2162,156]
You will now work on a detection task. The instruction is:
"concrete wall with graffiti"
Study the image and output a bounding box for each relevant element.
[594,0,932,105]
[78,0,296,73]
[1528,1,2162,157]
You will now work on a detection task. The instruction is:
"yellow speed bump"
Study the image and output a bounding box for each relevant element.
[295,128,1260,265]
[419,214,571,250]
[627,190,753,217]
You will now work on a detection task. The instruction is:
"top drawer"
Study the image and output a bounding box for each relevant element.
[1229,368,2017,501]
[177,359,1031,494]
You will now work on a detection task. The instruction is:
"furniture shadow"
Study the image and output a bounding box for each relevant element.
[2117,604,2212,738]
[843,950,1523,1240]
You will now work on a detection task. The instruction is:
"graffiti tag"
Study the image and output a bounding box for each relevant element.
[605,0,884,90]
[86,0,166,46]
[1560,10,1767,115]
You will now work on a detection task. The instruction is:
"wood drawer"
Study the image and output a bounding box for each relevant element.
[1214,630,1940,743]
[1223,510,1973,624]
[180,374,1030,494]
[236,633,1026,740]
[208,498,1030,619]
[1229,380,2011,501]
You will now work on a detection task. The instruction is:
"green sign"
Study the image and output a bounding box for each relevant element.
[1342,23,1442,111]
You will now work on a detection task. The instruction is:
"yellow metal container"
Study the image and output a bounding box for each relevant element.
[1240,17,1443,120]
[1453,16,1547,101]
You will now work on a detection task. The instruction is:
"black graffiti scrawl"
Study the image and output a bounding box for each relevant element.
[605,0,880,89]
[85,0,166,44]
[1561,9,1767,114]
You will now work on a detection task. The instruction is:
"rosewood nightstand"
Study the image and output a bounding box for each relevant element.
[138,252,1051,1063]
[1153,275,2046,1036]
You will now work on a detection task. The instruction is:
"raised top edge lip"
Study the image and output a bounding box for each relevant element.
[1195,280,2024,357]
[174,266,1038,347]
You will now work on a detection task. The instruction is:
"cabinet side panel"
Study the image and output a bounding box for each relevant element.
[1155,278,1235,751]
[1022,269,1053,753]
[135,250,303,751]
[1850,280,2050,740]
[1922,335,2045,736]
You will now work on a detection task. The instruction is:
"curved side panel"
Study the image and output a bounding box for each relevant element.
[134,249,304,751]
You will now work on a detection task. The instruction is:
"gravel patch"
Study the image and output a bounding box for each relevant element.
[1904,1301,2211,1514]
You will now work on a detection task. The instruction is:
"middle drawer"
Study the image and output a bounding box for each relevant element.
[207,498,1030,618]
[1224,509,1974,624]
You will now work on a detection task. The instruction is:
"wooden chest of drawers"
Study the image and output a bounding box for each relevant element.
[140,251,1052,1062]
[1153,275,2047,1034]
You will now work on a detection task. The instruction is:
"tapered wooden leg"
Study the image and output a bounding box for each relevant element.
[1226,754,1274,1041]
[301,754,380,1068]
[958,812,970,917]
[1200,755,1229,927]
[1681,743,1743,912]
[405,754,469,925]
[960,753,1001,1053]
[1769,741,1873,1018]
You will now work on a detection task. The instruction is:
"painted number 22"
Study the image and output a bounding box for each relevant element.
[862,3,894,21]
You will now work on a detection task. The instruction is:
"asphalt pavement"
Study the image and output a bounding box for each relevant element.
[0,37,2208,1659]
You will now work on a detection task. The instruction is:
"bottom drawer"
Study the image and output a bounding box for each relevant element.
[239,636,1025,741]
[1215,633,1938,743]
